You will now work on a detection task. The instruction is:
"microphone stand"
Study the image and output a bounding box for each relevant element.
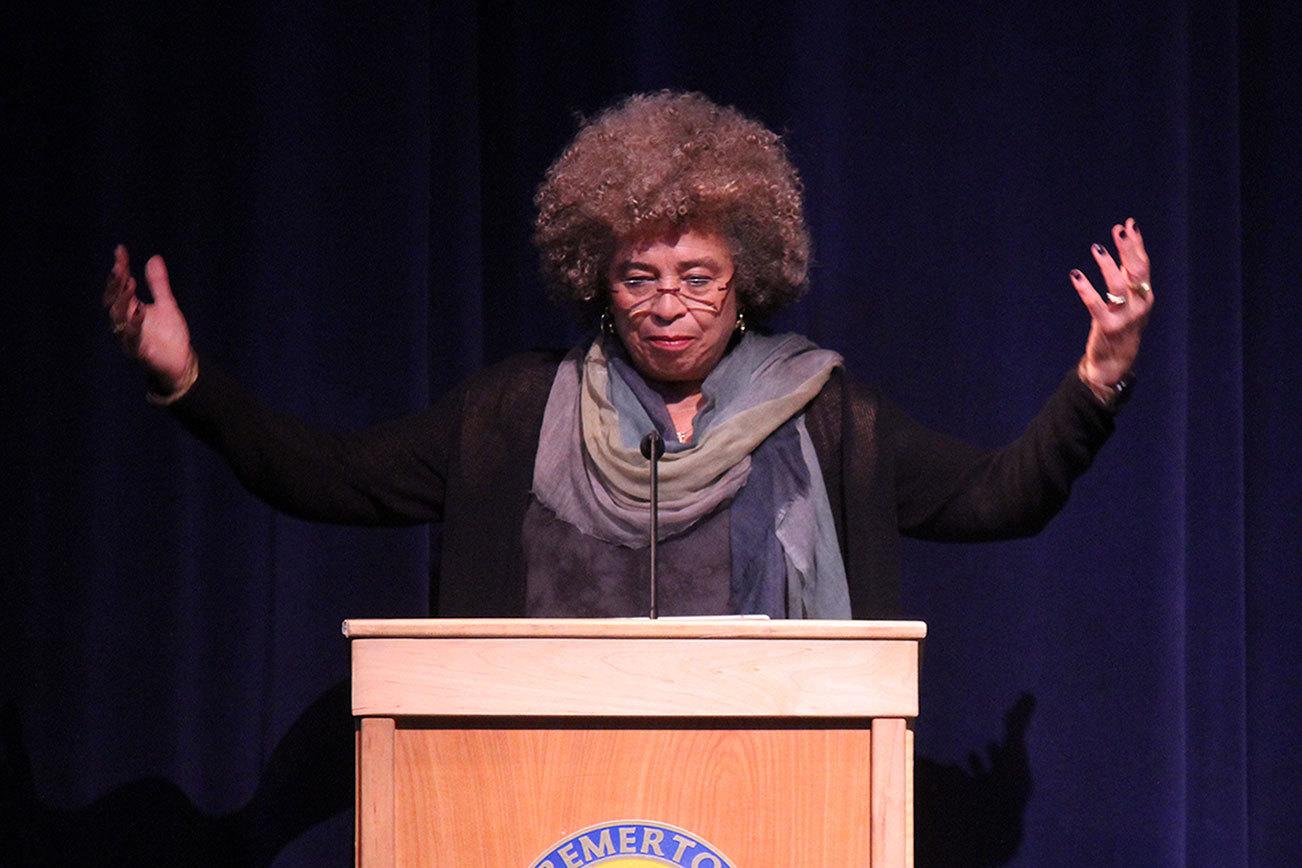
[640,431,664,619]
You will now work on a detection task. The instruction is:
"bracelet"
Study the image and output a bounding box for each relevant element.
[146,352,200,406]
[1076,359,1136,408]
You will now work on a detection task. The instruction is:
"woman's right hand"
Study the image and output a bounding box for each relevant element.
[104,245,196,394]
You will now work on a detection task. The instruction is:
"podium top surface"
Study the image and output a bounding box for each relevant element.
[342,617,927,640]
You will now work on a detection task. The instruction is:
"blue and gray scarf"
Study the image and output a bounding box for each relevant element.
[532,332,851,619]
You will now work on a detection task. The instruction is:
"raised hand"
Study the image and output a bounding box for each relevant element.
[1069,217,1153,398]
[104,245,196,395]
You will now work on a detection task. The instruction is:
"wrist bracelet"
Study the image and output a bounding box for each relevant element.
[1077,361,1136,408]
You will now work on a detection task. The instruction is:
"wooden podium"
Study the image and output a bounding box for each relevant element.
[345,618,925,867]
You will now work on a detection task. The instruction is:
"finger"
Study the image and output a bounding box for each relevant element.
[1090,242,1129,295]
[104,271,125,307]
[1070,269,1109,320]
[1111,221,1155,309]
[119,298,145,350]
[104,246,130,306]
[145,255,176,306]
[109,275,138,325]
[1111,222,1130,258]
[1113,218,1150,280]
[104,269,132,308]
[1126,218,1152,277]
[112,244,129,281]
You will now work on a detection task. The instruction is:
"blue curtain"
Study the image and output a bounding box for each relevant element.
[5,1,1298,864]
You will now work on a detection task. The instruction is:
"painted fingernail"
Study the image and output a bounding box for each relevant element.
[1132,222,1139,233]
[1119,228,1128,238]
[1070,269,1083,279]
[1093,243,1105,255]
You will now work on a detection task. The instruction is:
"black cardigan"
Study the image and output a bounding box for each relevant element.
[171,351,1118,619]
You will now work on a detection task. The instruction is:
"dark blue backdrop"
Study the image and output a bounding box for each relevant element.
[5,1,1299,865]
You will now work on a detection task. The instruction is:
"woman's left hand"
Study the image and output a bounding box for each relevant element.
[1070,216,1153,396]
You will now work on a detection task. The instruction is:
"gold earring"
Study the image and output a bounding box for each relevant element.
[735,311,747,333]
[600,309,615,335]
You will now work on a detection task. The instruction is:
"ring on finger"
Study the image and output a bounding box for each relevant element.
[1132,280,1152,295]
[1105,291,1127,305]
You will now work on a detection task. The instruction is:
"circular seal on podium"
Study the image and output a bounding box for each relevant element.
[530,820,734,868]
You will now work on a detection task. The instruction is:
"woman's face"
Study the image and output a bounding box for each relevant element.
[607,228,739,388]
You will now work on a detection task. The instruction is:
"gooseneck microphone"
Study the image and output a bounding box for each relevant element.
[640,431,665,619]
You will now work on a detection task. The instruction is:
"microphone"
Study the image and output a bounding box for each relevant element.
[640,431,664,619]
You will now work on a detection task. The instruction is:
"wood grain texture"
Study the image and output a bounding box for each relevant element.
[344,617,927,640]
[391,724,873,867]
[358,717,395,868]
[351,621,923,864]
[871,718,908,867]
[353,637,919,718]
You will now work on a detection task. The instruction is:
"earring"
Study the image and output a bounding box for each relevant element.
[599,309,615,336]
[735,311,747,333]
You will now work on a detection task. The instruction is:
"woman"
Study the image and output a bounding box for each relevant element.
[103,91,1153,620]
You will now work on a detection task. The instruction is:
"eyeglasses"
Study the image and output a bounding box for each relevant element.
[614,275,732,314]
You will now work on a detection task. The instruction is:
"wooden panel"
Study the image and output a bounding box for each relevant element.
[391,723,872,867]
[871,718,908,867]
[344,617,927,640]
[358,717,395,868]
[353,638,919,718]
[354,724,361,866]
[905,725,915,868]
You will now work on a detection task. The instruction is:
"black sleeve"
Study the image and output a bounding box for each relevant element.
[167,356,459,526]
[889,368,1120,541]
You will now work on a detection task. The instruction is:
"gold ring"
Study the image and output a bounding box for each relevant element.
[1132,280,1152,294]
